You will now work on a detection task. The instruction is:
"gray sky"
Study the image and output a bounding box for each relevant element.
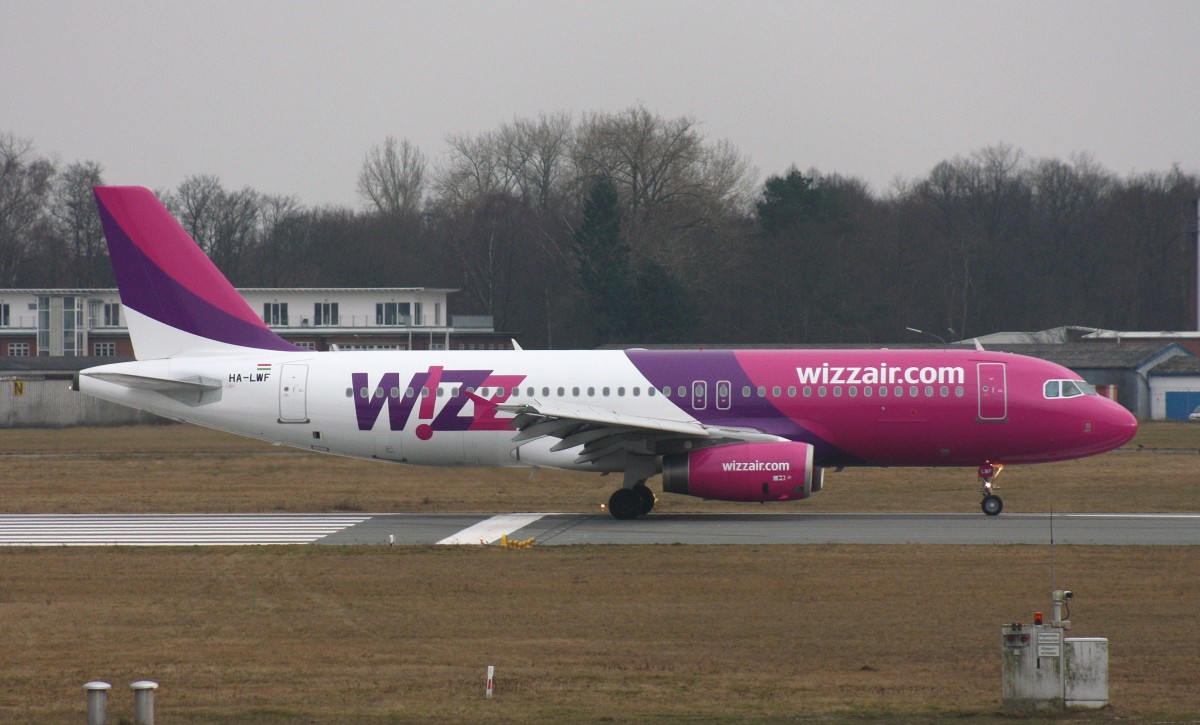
[3,0,1198,208]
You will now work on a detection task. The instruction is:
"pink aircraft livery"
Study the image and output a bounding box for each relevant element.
[77,187,1138,519]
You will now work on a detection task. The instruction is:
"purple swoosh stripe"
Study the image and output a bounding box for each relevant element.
[624,349,857,464]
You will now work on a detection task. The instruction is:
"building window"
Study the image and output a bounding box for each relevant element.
[62,295,83,356]
[263,303,288,326]
[7,342,29,356]
[37,296,50,353]
[314,302,338,326]
[375,302,412,326]
[434,302,441,326]
[94,342,116,356]
[103,303,121,327]
[293,341,317,350]
[0,303,8,327]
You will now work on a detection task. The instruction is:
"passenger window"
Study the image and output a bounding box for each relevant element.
[603,387,610,396]
[556,387,565,397]
[787,386,796,397]
[772,386,782,397]
[742,386,751,398]
[572,387,580,397]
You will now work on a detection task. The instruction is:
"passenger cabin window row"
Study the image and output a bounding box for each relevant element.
[353,383,969,401]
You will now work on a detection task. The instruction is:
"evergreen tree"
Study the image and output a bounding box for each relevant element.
[574,178,634,344]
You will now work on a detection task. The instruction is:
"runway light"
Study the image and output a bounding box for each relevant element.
[600,503,607,511]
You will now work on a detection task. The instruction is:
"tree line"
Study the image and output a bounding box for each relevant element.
[2,108,1197,349]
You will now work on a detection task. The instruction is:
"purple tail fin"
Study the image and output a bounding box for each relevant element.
[94,186,299,358]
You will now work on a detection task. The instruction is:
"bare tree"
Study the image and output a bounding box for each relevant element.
[0,134,55,285]
[50,160,107,286]
[170,175,261,282]
[358,136,426,215]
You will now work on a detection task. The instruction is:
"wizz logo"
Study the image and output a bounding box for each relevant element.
[352,366,524,440]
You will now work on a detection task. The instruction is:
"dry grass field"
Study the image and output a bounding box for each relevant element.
[0,422,1197,723]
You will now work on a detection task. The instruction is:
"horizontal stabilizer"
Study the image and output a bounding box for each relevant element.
[82,371,223,393]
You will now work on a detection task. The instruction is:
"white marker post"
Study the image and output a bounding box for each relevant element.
[485,665,494,699]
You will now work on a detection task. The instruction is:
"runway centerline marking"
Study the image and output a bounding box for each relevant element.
[436,513,550,545]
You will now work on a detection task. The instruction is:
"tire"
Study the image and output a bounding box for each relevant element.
[608,488,642,520]
[634,483,655,515]
[981,494,1003,516]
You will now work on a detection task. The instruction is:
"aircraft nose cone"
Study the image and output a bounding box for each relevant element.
[1101,402,1138,449]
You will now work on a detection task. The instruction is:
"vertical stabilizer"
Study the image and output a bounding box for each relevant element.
[93,186,299,359]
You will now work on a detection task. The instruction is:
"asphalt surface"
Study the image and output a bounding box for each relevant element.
[1,512,1196,546]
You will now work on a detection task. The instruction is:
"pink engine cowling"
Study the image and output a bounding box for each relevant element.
[661,441,823,502]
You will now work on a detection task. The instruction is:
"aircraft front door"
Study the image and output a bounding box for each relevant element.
[977,362,1008,422]
[279,364,309,423]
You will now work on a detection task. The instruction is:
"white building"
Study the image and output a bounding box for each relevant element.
[0,287,509,357]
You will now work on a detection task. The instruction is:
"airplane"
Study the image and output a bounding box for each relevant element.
[76,186,1138,520]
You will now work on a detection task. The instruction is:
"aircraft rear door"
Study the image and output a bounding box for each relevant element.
[279,363,309,423]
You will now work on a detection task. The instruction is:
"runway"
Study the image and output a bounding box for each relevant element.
[0,512,1197,546]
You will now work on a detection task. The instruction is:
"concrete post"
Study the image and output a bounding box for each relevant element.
[130,681,158,725]
[83,681,111,725]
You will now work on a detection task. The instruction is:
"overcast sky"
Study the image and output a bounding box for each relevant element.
[4,0,1198,208]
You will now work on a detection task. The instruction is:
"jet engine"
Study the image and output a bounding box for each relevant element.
[661,441,823,502]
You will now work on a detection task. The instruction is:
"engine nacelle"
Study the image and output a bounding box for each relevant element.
[661,441,823,502]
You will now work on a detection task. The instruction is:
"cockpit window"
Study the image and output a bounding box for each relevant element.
[1044,379,1098,399]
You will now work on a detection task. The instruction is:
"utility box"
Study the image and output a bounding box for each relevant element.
[1001,624,1064,709]
[1001,625,1108,710]
[1064,637,1109,708]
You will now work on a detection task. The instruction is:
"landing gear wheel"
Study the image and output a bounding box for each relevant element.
[981,494,1003,516]
[608,488,642,520]
[634,483,655,515]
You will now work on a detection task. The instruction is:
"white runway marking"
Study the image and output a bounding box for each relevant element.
[0,514,371,546]
[436,513,549,545]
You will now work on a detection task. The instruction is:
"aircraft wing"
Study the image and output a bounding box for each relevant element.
[498,400,784,465]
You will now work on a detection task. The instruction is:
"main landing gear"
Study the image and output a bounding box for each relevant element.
[607,457,659,520]
[978,462,1005,516]
[608,483,656,520]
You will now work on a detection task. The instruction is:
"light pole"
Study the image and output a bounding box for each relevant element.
[905,326,947,345]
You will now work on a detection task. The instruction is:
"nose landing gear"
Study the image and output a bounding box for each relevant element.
[979,462,1005,516]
